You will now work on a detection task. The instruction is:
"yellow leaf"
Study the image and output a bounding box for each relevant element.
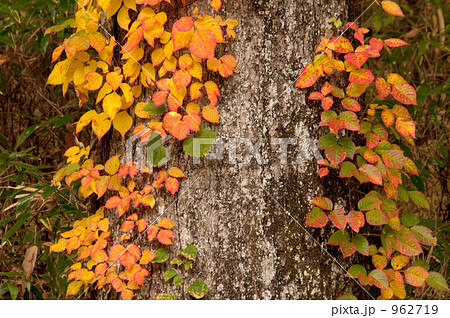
[202,106,219,123]
[106,0,122,19]
[96,83,113,104]
[76,110,97,134]
[92,112,112,140]
[98,218,110,232]
[151,48,165,66]
[123,0,136,10]
[164,40,174,58]
[64,146,80,157]
[47,60,67,85]
[117,6,130,31]
[120,83,134,104]
[66,281,83,296]
[103,92,122,119]
[113,111,133,138]
[187,60,202,80]
[135,102,150,118]
[106,72,123,91]
[84,72,103,90]
[105,155,121,175]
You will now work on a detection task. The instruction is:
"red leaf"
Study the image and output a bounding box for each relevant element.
[318,167,329,177]
[122,28,143,53]
[308,92,324,100]
[359,164,383,186]
[375,78,391,98]
[381,109,395,127]
[165,177,179,194]
[120,221,135,232]
[189,24,216,60]
[384,38,409,47]
[381,149,406,169]
[391,83,417,105]
[344,52,369,69]
[341,98,361,111]
[349,69,374,85]
[295,64,320,89]
[330,208,347,231]
[339,111,360,131]
[147,225,159,241]
[340,241,356,258]
[321,82,331,96]
[405,266,429,287]
[311,197,333,211]
[328,37,354,53]
[321,97,333,110]
[108,244,125,263]
[105,196,121,209]
[119,252,136,270]
[347,210,365,233]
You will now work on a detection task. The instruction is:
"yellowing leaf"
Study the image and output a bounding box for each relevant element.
[381,1,404,17]
[66,281,83,296]
[113,111,132,138]
[106,72,123,91]
[105,155,121,175]
[168,167,185,178]
[117,6,131,31]
[190,82,203,100]
[103,92,123,119]
[202,106,219,123]
[92,112,112,140]
[84,72,103,90]
[171,121,190,140]
[189,23,216,60]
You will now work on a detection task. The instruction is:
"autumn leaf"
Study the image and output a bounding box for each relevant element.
[147,225,159,241]
[305,207,328,228]
[84,72,103,91]
[113,111,133,138]
[103,92,122,119]
[171,121,190,140]
[381,1,404,17]
[295,64,320,89]
[391,83,417,105]
[172,17,194,51]
[92,112,112,140]
[108,244,126,262]
[157,229,174,245]
[189,23,216,60]
[120,220,134,232]
[165,177,179,194]
[158,218,175,229]
[202,106,219,123]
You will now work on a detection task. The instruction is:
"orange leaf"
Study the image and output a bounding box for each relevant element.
[108,244,126,262]
[189,23,216,60]
[328,37,354,53]
[157,229,173,245]
[172,17,194,51]
[375,78,391,98]
[140,249,155,265]
[173,70,192,89]
[381,109,395,127]
[136,219,147,232]
[120,220,135,232]
[165,177,179,194]
[218,55,237,77]
[391,83,417,105]
[171,121,190,140]
[147,225,159,241]
[121,289,133,300]
[204,81,220,106]
[94,263,108,278]
[210,0,222,12]
[122,28,143,53]
[381,1,404,17]
[158,218,175,229]
[105,196,121,209]
[119,252,136,270]
[91,250,108,263]
[127,243,141,260]
[183,114,201,132]
[163,112,182,130]
[344,52,369,69]
[384,38,408,48]
[349,69,374,85]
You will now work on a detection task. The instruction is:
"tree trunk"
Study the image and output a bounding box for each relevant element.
[99,0,366,300]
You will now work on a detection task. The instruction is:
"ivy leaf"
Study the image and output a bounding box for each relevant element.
[188,280,209,299]
[405,266,429,287]
[394,233,423,256]
[381,1,405,17]
[338,137,356,159]
[330,208,347,231]
[179,244,197,261]
[305,207,328,228]
[163,269,178,282]
[340,161,356,178]
[156,293,176,300]
[384,38,409,47]
[325,144,346,166]
[66,281,83,296]
[347,210,365,233]
[352,235,369,255]
[372,254,387,269]
[346,265,367,278]
[375,78,391,98]
[357,196,382,211]
[341,98,361,112]
[381,109,395,127]
[366,209,388,226]
[408,191,430,210]
[295,64,320,88]
[340,240,356,258]
[369,269,389,290]
[152,248,169,263]
[381,149,405,169]
[359,164,383,186]
[344,52,369,69]
[391,83,417,105]
[410,225,436,246]
[349,69,374,85]
[112,111,133,138]
[395,117,416,138]
[189,24,216,60]
[328,230,350,246]
[143,101,165,116]
[426,272,449,291]
[391,254,410,270]
[339,111,360,131]
[183,124,216,157]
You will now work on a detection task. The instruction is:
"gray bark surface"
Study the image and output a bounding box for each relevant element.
[98,0,368,300]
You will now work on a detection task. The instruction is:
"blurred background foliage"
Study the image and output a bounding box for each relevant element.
[0,0,448,299]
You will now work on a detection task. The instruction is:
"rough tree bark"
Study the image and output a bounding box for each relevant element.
[96,0,369,300]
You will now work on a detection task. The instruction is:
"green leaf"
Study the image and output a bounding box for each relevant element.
[178,244,197,261]
[318,134,337,150]
[146,133,167,166]
[339,161,356,178]
[143,101,165,116]
[184,260,193,271]
[426,272,449,291]
[325,144,346,166]
[328,230,350,246]
[1,213,30,243]
[346,265,367,278]
[170,258,183,266]
[410,225,437,246]
[305,207,328,228]
[173,275,183,286]
[7,283,19,300]
[358,196,382,211]
[352,235,369,255]
[394,233,423,256]
[401,213,419,227]
[15,124,39,149]
[408,191,430,210]
[337,294,357,300]
[152,248,169,263]
[188,280,209,299]
[163,269,177,281]
[338,137,356,159]
[366,209,388,226]
[183,124,216,157]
